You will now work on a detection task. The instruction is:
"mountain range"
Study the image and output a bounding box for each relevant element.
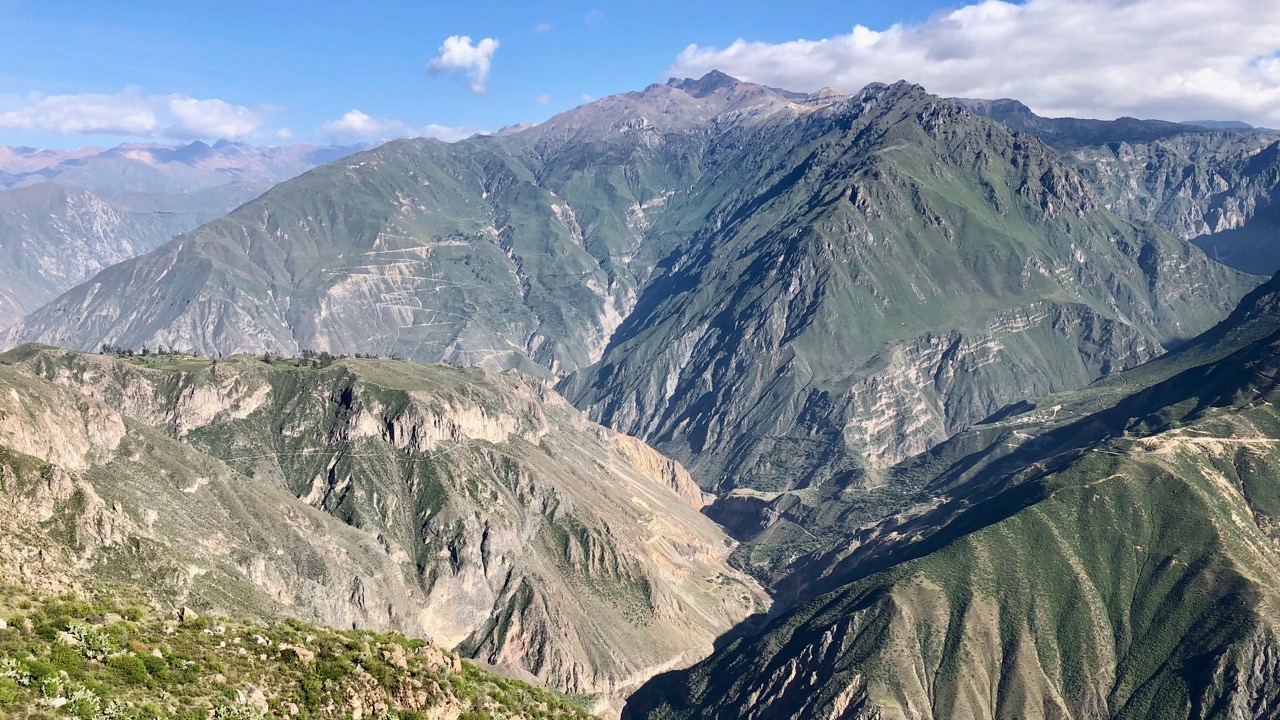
[2,76,1263,505]
[962,98,1280,276]
[3,71,1280,719]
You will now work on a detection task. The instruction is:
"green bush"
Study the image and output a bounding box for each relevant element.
[107,654,150,685]
[0,676,19,705]
[65,685,102,718]
[49,641,84,672]
[141,653,168,679]
[212,705,265,720]
[67,622,112,659]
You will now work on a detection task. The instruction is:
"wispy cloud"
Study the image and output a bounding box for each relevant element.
[584,10,606,29]
[533,22,554,34]
[319,109,482,144]
[0,88,270,140]
[668,0,1280,126]
[427,35,500,93]
[536,94,551,106]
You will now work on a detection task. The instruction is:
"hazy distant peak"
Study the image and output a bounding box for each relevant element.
[0,140,367,196]
[494,122,540,136]
[667,69,747,97]
[806,87,850,103]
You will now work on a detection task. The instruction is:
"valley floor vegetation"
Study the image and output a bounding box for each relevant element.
[0,582,593,720]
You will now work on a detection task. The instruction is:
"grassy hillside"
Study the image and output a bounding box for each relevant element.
[0,583,592,719]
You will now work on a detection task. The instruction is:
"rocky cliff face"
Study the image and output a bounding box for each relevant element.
[963,98,1280,275]
[0,346,759,715]
[1073,136,1280,274]
[0,183,191,328]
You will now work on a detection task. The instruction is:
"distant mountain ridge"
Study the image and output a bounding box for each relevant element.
[0,139,366,196]
[0,139,366,329]
[959,97,1280,275]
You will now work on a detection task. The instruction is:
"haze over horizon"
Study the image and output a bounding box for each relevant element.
[2,0,1278,149]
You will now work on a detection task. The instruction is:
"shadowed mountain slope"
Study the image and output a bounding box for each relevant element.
[625,272,1280,720]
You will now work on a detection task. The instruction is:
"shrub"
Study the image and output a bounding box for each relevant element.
[0,657,31,686]
[49,642,84,673]
[141,653,168,679]
[108,653,150,685]
[0,676,19,705]
[102,699,142,719]
[65,685,101,718]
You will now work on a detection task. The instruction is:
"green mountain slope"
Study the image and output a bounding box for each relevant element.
[0,347,759,714]
[718,270,1280,585]
[624,275,1280,720]
[564,82,1259,494]
[0,76,825,375]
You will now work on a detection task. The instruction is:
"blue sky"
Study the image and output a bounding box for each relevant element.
[3,0,1279,148]
[0,0,944,147]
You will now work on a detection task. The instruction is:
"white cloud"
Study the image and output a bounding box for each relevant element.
[427,35,500,93]
[533,22,554,34]
[167,96,262,140]
[584,10,606,29]
[0,88,273,140]
[667,0,1280,126]
[536,94,551,105]
[0,88,157,136]
[319,109,482,144]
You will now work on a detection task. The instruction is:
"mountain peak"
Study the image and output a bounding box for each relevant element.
[668,69,744,97]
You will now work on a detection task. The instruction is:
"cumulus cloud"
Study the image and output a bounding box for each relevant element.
[667,0,1280,126]
[167,96,262,140]
[319,109,482,144]
[0,88,272,140]
[427,35,500,93]
[0,88,157,136]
